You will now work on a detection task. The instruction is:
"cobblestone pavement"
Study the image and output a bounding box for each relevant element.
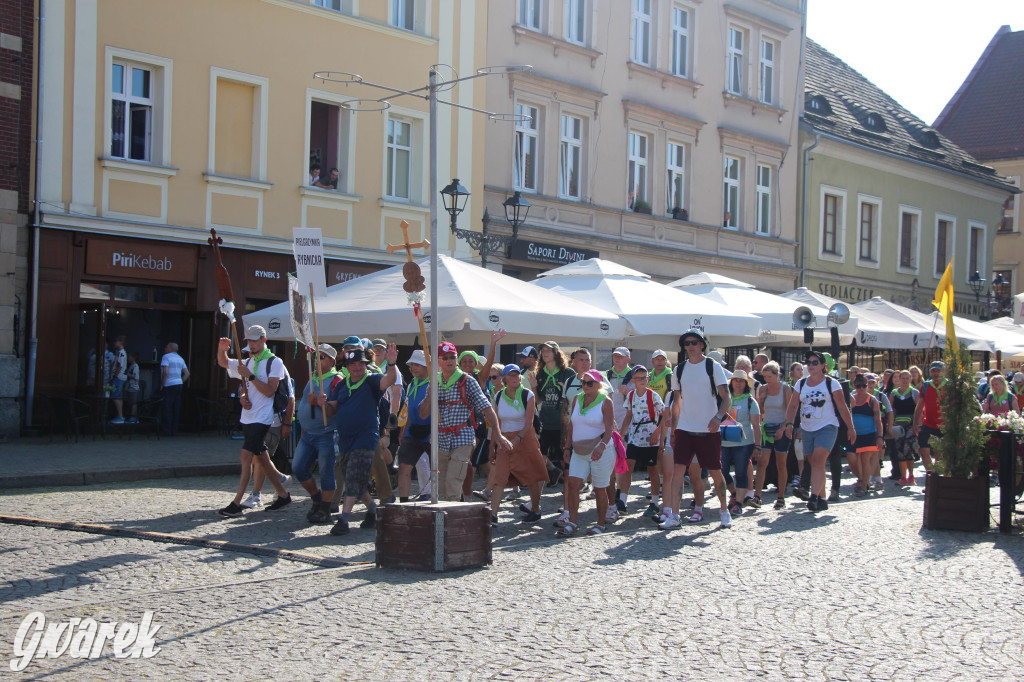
[1,471,1022,680]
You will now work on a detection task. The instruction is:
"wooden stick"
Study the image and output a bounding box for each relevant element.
[309,282,327,426]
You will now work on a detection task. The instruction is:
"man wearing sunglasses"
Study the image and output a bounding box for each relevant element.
[660,328,733,529]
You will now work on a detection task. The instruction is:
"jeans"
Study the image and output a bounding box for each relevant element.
[161,384,182,436]
[721,444,754,488]
[292,431,337,491]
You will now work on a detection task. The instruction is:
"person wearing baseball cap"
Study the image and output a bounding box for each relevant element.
[396,349,433,502]
[1009,371,1024,406]
[341,335,362,350]
[913,359,947,474]
[291,343,343,524]
[215,324,292,517]
[603,346,635,520]
[314,341,401,535]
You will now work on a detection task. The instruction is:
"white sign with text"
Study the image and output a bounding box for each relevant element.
[292,228,327,298]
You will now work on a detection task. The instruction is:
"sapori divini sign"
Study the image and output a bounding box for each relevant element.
[85,239,196,283]
[508,239,598,266]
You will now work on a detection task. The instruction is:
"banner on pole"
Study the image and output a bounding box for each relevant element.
[292,227,327,298]
[288,275,314,349]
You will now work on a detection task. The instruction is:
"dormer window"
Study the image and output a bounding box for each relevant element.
[863,112,886,132]
[806,94,832,115]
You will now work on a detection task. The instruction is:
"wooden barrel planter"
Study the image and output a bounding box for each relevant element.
[922,471,989,532]
[375,501,492,572]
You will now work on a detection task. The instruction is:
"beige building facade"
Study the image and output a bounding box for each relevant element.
[481,0,805,291]
[29,0,484,422]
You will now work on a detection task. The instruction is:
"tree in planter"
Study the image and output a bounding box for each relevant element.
[929,342,987,478]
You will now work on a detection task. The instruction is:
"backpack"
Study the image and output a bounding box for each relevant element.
[252,354,291,415]
[626,388,658,424]
[674,357,724,408]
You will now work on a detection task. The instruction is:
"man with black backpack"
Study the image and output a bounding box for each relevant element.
[216,325,293,517]
[659,329,733,530]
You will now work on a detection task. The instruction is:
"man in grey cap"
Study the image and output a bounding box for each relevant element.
[291,344,342,523]
[215,325,292,517]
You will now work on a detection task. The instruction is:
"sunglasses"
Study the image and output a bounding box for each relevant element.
[682,340,702,347]
[581,380,597,387]
[633,376,648,381]
[807,359,821,366]
[441,354,457,360]
[489,374,499,380]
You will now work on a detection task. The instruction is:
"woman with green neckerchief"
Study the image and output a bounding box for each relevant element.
[488,364,549,526]
[721,370,761,516]
[983,374,1017,416]
[558,369,616,536]
[888,369,920,486]
[535,341,575,484]
[293,344,344,524]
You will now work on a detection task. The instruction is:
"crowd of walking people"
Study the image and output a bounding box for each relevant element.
[213,324,992,538]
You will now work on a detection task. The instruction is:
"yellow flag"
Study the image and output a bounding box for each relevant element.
[932,259,957,349]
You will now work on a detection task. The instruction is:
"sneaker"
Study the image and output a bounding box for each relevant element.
[240,492,262,509]
[125,417,139,424]
[871,480,885,492]
[616,498,628,513]
[828,489,840,502]
[519,502,536,514]
[817,497,829,511]
[586,524,606,536]
[605,509,619,524]
[307,504,330,524]
[329,518,350,536]
[330,504,340,514]
[654,510,670,524]
[218,501,244,517]
[642,503,660,518]
[793,487,809,501]
[720,509,732,528]
[905,476,916,487]
[279,474,291,488]
[359,511,377,529]
[265,494,292,511]
[553,510,571,528]
[490,514,499,527]
[688,510,704,523]
[659,513,682,530]
[547,468,563,488]
[807,495,819,513]
[579,482,591,495]
[791,475,800,487]
[416,493,432,502]
[520,510,542,524]
[472,489,492,502]
[727,500,743,515]
[504,487,522,501]
[108,417,125,424]
[854,485,867,497]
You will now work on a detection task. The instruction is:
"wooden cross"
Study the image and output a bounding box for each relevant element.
[386,220,432,375]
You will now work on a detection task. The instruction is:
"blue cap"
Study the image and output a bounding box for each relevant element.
[360,338,372,351]
[341,335,361,347]
[502,363,522,376]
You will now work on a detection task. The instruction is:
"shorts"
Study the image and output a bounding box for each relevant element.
[110,377,125,399]
[265,425,283,457]
[397,438,430,466]
[853,432,880,453]
[800,425,838,454]
[241,422,271,455]
[671,430,722,471]
[626,444,659,469]
[539,429,563,463]
[568,447,615,488]
[918,425,942,450]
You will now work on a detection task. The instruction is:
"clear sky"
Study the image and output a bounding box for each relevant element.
[806,0,1024,125]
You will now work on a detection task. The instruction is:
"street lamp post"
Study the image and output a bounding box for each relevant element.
[969,270,1012,320]
[441,181,531,267]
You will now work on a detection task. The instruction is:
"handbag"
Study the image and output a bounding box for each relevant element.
[572,436,603,456]
[719,415,744,443]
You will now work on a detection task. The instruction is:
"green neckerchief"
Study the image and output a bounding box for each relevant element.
[649,368,672,384]
[440,368,465,391]
[312,368,340,389]
[892,386,913,399]
[367,363,382,375]
[607,365,630,381]
[248,347,273,368]
[578,391,607,416]
[730,392,751,407]
[539,365,560,391]
[501,385,526,410]
[409,376,429,394]
[345,371,369,393]
[991,391,1011,405]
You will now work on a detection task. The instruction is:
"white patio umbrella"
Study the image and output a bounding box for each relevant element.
[947,314,1024,354]
[532,259,761,349]
[243,254,627,345]
[667,274,852,347]
[849,297,993,351]
[983,317,1024,353]
[780,287,907,348]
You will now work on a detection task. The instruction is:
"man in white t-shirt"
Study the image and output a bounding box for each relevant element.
[109,336,128,424]
[660,329,733,530]
[159,342,189,436]
[215,325,292,517]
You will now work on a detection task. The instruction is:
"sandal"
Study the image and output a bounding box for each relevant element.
[555,521,578,536]
[774,497,786,510]
[586,524,606,536]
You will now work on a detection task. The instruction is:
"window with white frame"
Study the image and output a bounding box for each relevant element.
[307,99,353,192]
[968,222,986,280]
[631,0,652,66]
[392,0,415,31]
[727,27,744,95]
[898,208,920,272]
[386,117,413,200]
[759,39,776,105]
[755,164,771,235]
[514,104,539,193]
[723,156,740,228]
[565,0,586,44]
[559,114,582,200]
[670,6,690,78]
[313,0,353,12]
[110,61,154,161]
[821,191,844,256]
[857,198,881,264]
[666,142,686,214]
[520,0,542,30]
[934,216,954,278]
[627,131,649,209]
